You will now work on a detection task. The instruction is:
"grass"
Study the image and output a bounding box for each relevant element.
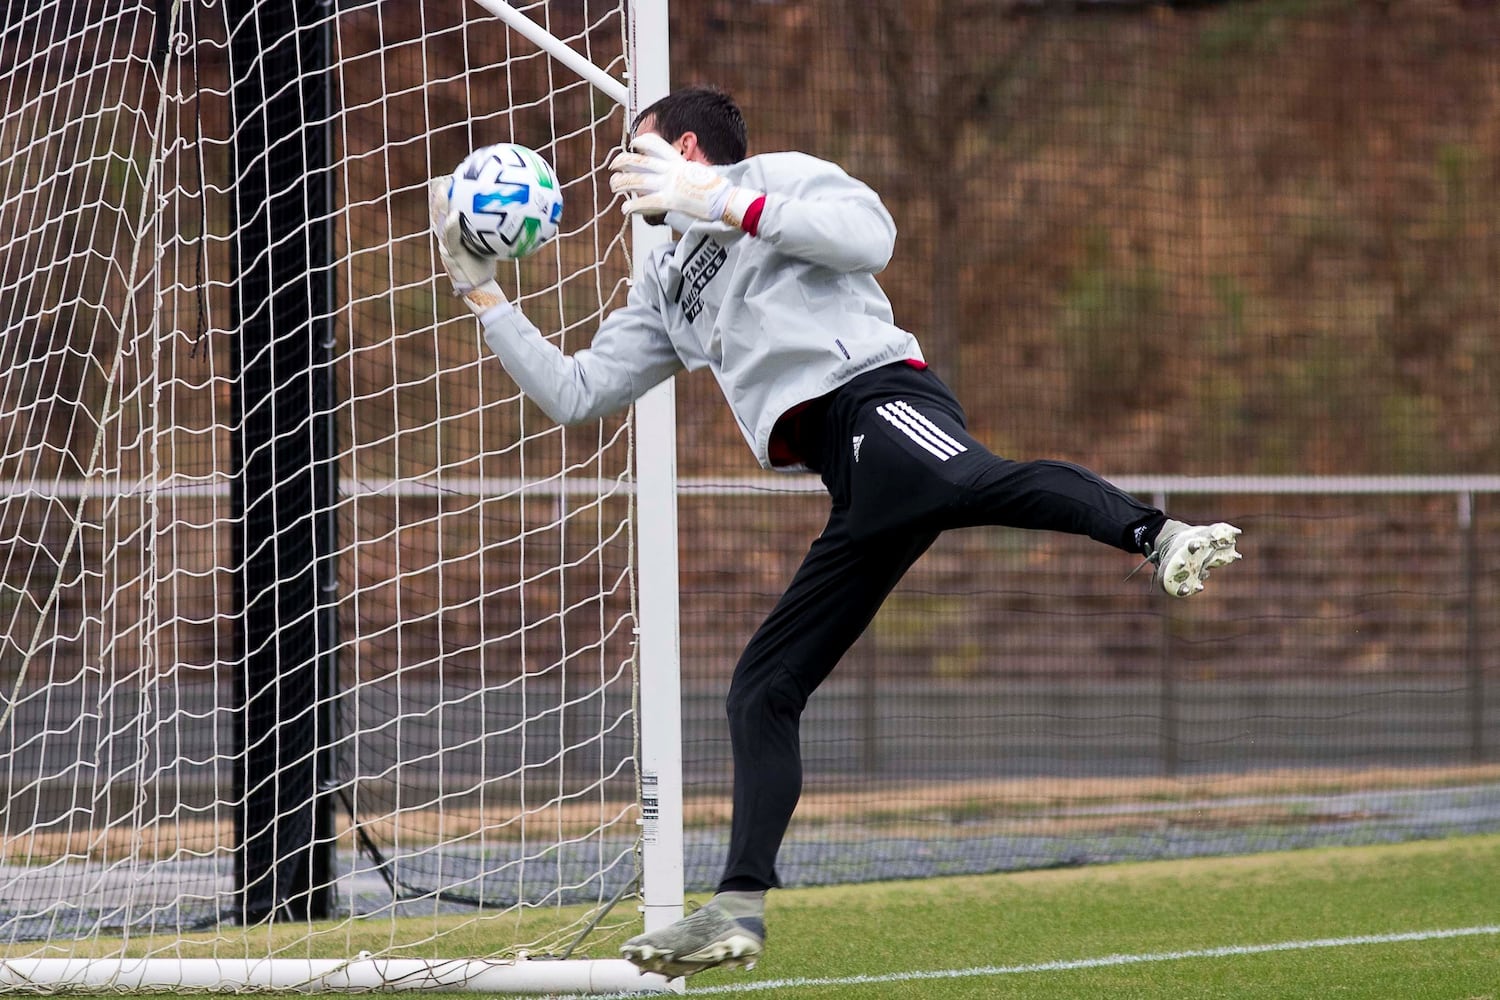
[677,834,1500,999]
[8,835,1497,996]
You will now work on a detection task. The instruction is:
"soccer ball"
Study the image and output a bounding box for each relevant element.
[447,143,564,260]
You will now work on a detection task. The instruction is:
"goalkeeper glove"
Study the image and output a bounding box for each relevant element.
[428,178,509,315]
[608,134,762,229]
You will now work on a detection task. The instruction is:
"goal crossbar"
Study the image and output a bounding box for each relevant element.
[469,0,630,105]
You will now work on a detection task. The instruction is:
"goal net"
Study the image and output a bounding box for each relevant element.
[0,0,674,992]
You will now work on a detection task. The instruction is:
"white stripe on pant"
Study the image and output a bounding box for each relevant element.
[875,401,968,460]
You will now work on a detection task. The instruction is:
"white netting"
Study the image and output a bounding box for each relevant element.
[0,0,642,982]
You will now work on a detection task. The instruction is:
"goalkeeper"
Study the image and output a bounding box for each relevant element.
[429,85,1242,978]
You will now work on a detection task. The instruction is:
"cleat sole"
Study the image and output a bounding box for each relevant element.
[622,932,763,979]
[1156,523,1242,598]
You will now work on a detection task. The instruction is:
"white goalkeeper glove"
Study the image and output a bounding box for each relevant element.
[608,133,762,229]
[428,178,509,316]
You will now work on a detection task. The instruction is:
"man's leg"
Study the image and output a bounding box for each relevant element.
[719,513,938,891]
[845,383,1240,591]
[950,457,1163,550]
[620,507,936,976]
[944,453,1242,593]
[843,390,1158,549]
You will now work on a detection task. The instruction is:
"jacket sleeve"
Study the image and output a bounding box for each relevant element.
[477,270,684,425]
[751,165,897,275]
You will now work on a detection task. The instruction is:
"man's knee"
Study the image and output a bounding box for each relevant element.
[726,663,809,734]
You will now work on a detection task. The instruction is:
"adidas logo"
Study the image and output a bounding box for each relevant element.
[852,434,865,462]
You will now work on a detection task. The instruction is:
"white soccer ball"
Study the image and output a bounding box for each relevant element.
[447,143,564,260]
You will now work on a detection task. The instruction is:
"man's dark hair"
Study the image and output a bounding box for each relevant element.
[633,85,747,164]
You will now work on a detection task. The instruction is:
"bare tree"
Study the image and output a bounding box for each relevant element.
[844,0,1056,380]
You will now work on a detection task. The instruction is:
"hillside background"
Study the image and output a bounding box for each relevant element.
[1,0,1497,905]
[3,0,1495,699]
[665,0,1499,478]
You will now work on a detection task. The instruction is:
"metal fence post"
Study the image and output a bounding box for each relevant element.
[1155,491,1179,776]
[1461,492,1483,762]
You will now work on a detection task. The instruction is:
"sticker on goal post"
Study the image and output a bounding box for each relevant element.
[641,772,661,844]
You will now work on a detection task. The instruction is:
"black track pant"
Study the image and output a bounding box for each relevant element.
[718,363,1164,892]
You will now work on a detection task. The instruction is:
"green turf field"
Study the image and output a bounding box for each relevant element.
[12,835,1494,997]
[663,834,1500,999]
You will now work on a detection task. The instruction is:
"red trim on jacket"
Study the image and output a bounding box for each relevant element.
[741,195,767,237]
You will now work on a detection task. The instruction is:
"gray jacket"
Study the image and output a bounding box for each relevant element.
[478,150,925,470]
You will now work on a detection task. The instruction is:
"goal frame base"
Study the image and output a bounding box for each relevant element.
[0,958,675,994]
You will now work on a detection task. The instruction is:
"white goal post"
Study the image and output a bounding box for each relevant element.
[0,0,680,994]
[481,0,689,965]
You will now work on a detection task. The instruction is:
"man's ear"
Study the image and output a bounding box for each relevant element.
[676,130,711,164]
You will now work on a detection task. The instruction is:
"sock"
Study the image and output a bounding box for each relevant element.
[711,889,766,919]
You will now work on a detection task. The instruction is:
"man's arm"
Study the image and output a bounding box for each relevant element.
[476,293,683,425]
[430,179,682,425]
[609,138,895,274]
[749,170,895,275]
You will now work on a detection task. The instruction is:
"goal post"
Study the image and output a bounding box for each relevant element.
[226,0,340,927]
[0,0,680,993]
[622,0,687,945]
[482,0,689,941]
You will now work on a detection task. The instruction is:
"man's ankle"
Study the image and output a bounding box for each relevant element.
[711,889,766,919]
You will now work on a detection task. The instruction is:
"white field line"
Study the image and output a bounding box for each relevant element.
[635,924,1500,996]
